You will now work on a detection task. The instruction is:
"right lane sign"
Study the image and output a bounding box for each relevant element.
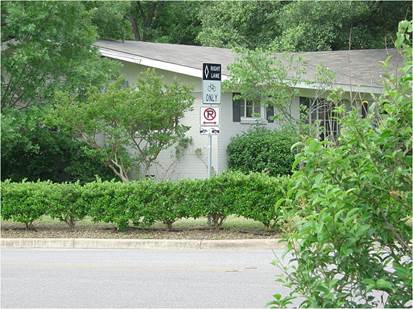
[202,63,221,104]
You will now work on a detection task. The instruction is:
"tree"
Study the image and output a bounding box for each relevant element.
[271,20,412,308]
[87,1,203,44]
[273,1,412,51]
[196,1,411,50]
[1,1,118,111]
[197,1,283,49]
[53,70,194,182]
[223,47,306,127]
[85,1,132,40]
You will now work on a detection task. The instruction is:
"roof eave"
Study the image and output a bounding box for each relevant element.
[98,47,230,80]
[98,47,383,94]
[294,81,383,94]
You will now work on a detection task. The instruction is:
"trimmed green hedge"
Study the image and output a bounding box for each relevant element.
[227,127,297,176]
[1,172,289,231]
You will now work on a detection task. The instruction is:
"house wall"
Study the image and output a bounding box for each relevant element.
[120,61,216,180]
[119,60,300,180]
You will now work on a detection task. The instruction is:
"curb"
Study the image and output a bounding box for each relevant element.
[1,238,285,250]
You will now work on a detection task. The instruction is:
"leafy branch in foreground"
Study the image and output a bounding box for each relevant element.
[271,20,412,308]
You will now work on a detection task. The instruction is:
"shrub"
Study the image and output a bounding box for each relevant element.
[272,21,412,308]
[83,180,135,231]
[47,182,86,229]
[227,127,297,176]
[1,172,289,232]
[1,108,114,183]
[1,180,52,230]
[227,172,290,229]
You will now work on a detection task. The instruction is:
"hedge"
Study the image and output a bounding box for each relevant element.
[1,172,290,231]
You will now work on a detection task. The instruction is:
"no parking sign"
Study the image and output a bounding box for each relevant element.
[200,106,220,126]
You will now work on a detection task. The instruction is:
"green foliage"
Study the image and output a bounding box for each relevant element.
[197,1,411,51]
[274,21,412,308]
[1,180,52,230]
[84,1,203,44]
[1,108,114,183]
[224,48,304,126]
[48,182,86,229]
[53,70,194,182]
[83,180,136,231]
[1,172,289,231]
[197,1,283,48]
[273,1,372,51]
[1,1,118,110]
[86,1,132,40]
[227,128,297,177]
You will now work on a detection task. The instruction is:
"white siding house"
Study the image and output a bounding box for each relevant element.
[95,40,402,180]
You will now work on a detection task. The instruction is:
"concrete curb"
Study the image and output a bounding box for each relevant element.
[1,238,285,250]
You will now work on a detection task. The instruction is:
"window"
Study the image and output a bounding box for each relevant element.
[243,100,260,118]
[232,93,274,123]
[300,97,339,140]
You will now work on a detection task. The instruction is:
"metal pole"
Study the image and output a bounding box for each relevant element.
[207,132,212,227]
[207,133,212,178]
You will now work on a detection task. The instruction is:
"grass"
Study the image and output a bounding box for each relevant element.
[1,216,277,240]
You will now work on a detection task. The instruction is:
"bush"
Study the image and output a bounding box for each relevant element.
[272,21,412,308]
[1,172,290,231]
[48,182,86,229]
[226,172,290,229]
[1,108,114,183]
[83,180,136,231]
[1,181,52,230]
[227,127,297,176]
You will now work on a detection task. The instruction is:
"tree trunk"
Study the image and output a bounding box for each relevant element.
[165,221,173,231]
[129,2,142,40]
[66,217,76,231]
[129,15,140,40]
[25,221,34,231]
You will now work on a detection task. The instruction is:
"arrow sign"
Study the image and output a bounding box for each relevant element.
[203,63,221,80]
[202,63,221,104]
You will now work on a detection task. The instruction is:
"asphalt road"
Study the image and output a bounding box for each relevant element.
[1,248,294,308]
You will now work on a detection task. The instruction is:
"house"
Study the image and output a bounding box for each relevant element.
[95,40,402,180]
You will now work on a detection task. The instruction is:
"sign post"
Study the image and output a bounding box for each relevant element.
[201,63,221,178]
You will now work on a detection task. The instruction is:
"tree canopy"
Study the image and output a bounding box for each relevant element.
[1,1,118,111]
[53,71,194,182]
[73,1,412,51]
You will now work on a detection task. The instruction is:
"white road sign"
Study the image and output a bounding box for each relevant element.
[202,80,221,104]
[200,106,220,127]
[200,127,220,135]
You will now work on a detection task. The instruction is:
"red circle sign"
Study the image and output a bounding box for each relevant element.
[204,108,216,121]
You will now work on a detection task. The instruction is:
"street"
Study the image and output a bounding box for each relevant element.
[1,248,292,308]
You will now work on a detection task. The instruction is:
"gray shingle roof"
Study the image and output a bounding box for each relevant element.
[95,40,403,90]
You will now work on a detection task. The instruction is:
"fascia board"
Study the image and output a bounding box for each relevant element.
[294,81,383,94]
[99,47,230,81]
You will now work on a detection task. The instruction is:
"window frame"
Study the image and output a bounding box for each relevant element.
[233,93,274,123]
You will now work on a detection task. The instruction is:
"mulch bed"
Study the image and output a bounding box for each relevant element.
[1,222,278,240]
